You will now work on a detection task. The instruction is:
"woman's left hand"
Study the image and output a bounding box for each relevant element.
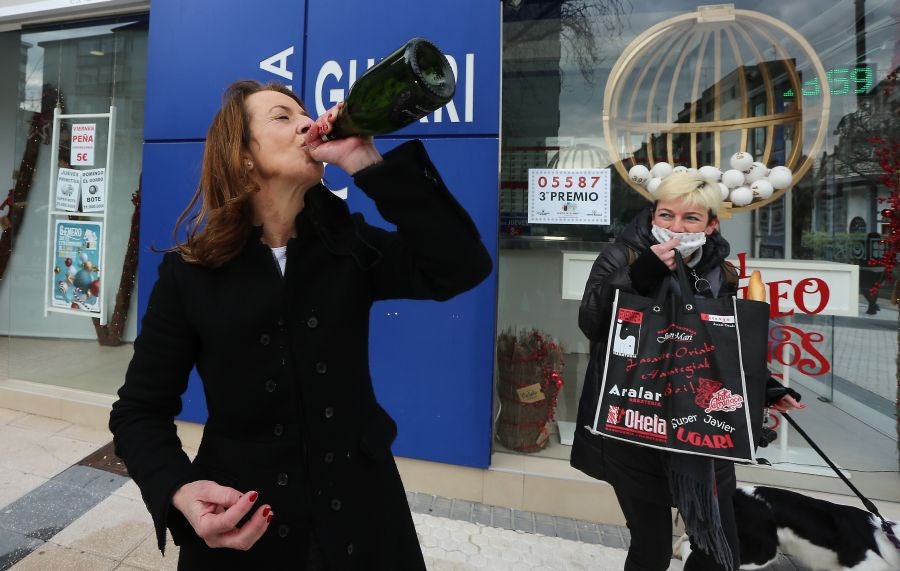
[305,102,383,174]
[769,394,806,413]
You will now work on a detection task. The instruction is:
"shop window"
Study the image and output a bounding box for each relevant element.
[497,0,899,489]
[0,16,148,395]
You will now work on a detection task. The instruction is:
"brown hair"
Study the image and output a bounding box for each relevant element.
[170,80,307,268]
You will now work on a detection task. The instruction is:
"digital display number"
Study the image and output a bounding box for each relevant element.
[783,65,874,97]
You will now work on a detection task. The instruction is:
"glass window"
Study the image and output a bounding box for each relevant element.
[497,0,898,493]
[0,16,148,395]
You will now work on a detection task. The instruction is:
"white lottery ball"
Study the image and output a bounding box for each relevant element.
[628,164,651,186]
[672,165,689,174]
[729,186,753,206]
[744,162,768,184]
[646,177,662,195]
[767,166,793,189]
[730,151,754,171]
[717,182,730,201]
[698,165,722,182]
[750,179,774,200]
[721,169,745,189]
[686,167,698,174]
[650,161,673,179]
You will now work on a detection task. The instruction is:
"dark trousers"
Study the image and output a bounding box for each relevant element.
[613,460,739,571]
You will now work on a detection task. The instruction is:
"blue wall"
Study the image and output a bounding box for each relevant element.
[140,0,500,468]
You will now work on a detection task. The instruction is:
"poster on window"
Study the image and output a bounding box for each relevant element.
[528,168,611,225]
[79,168,106,212]
[70,123,96,166]
[55,168,82,212]
[50,220,102,314]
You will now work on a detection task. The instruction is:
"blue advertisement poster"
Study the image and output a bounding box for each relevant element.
[51,220,102,314]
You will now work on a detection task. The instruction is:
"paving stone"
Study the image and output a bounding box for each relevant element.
[491,506,511,519]
[412,493,435,513]
[575,519,598,534]
[534,521,557,536]
[430,496,452,517]
[0,480,102,538]
[449,499,473,522]
[597,523,622,534]
[54,466,129,497]
[491,513,513,530]
[557,525,579,541]
[472,504,492,526]
[0,530,42,569]
[598,531,626,549]
[512,510,535,532]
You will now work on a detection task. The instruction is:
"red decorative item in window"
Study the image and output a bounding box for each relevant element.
[495,329,565,453]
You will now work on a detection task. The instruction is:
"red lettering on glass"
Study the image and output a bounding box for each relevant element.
[733,252,831,318]
[768,279,794,317]
[794,278,829,314]
[767,325,831,376]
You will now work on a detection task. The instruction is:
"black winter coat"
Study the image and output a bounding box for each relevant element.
[109,140,492,569]
[569,207,738,502]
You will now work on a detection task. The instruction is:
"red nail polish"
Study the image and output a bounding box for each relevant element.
[266,513,273,523]
[262,506,270,518]
[248,491,258,502]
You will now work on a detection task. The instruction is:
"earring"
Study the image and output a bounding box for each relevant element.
[246,161,253,169]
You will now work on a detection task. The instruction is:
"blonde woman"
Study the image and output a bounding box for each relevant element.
[572,172,802,571]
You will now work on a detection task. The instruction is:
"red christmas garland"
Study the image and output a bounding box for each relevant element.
[866,69,900,300]
[496,330,565,452]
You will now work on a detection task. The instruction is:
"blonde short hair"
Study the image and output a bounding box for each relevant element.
[654,172,721,217]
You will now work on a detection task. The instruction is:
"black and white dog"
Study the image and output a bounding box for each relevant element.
[677,485,900,570]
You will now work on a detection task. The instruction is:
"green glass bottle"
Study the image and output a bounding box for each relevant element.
[321,37,456,140]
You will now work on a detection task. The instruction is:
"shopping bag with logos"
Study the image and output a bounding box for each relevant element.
[585,253,769,463]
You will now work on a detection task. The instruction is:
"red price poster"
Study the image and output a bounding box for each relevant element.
[70,123,96,166]
[528,168,610,225]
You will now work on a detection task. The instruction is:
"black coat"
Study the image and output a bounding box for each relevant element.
[109,140,492,569]
[569,207,738,503]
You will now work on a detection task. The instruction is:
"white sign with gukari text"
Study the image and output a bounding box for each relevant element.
[528,168,611,225]
[70,123,96,166]
[79,168,106,212]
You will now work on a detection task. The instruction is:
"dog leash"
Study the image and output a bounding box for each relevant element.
[780,411,900,549]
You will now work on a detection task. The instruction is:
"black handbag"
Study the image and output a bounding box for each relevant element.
[585,252,769,463]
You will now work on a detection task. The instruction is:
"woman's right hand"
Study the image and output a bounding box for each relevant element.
[650,237,681,270]
[171,480,272,550]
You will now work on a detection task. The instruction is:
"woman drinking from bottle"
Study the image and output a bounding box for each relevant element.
[571,172,803,571]
[109,79,491,570]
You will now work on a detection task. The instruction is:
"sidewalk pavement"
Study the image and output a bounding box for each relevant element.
[0,407,831,570]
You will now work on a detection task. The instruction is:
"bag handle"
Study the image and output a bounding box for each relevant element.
[673,251,698,312]
[648,252,698,314]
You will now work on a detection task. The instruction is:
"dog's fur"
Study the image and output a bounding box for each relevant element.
[675,485,900,570]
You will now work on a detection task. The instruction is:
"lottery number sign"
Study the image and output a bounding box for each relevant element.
[528,168,611,225]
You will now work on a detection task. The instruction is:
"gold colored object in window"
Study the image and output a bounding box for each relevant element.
[602,4,830,215]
